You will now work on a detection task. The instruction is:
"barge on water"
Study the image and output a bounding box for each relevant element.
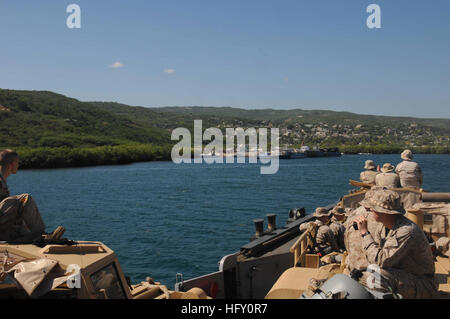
[279,146,341,159]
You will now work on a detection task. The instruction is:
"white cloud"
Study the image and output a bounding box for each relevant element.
[163,68,175,74]
[109,61,124,69]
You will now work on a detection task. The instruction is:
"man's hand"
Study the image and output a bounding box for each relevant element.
[353,215,368,235]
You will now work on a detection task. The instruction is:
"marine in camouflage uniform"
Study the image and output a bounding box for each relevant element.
[375,163,400,189]
[329,207,346,251]
[0,151,46,242]
[300,207,340,255]
[395,150,423,189]
[360,160,379,186]
[353,189,438,299]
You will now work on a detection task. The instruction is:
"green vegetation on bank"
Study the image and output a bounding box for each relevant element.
[15,144,172,169]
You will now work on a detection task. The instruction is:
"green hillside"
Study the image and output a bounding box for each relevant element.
[0,89,169,148]
[0,89,449,168]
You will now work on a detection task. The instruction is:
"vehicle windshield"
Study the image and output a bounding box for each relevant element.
[90,263,126,299]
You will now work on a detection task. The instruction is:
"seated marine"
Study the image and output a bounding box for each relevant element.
[375,163,400,189]
[329,206,346,251]
[360,160,379,186]
[352,189,438,299]
[0,149,64,242]
[300,207,340,255]
[395,149,423,189]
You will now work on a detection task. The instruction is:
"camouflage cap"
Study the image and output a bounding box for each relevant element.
[359,189,403,215]
[364,160,376,170]
[331,206,346,216]
[313,207,331,218]
[401,149,413,161]
[380,163,395,173]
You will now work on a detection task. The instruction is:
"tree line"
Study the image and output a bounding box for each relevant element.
[16,144,173,169]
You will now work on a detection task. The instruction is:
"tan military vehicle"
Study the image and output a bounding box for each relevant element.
[0,240,210,299]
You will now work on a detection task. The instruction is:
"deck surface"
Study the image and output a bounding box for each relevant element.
[265,256,450,299]
[435,256,450,298]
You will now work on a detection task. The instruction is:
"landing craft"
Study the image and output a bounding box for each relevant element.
[1,186,448,299]
[176,186,450,299]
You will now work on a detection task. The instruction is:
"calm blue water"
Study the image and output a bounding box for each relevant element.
[6,154,450,288]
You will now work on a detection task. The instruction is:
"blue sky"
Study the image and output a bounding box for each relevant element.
[1,0,449,118]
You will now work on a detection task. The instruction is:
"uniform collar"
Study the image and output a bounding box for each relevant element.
[381,216,403,238]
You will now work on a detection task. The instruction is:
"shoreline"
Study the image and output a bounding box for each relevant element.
[16,147,449,170]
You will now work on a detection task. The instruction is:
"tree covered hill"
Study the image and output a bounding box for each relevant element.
[0,89,169,148]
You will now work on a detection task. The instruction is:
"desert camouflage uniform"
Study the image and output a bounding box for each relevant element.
[360,215,438,298]
[300,220,340,254]
[330,216,345,251]
[375,172,400,189]
[0,174,45,241]
[360,170,378,185]
[395,160,423,189]
[344,206,382,272]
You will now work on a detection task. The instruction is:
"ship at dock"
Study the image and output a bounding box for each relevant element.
[279,146,342,159]
[201,145,341,160]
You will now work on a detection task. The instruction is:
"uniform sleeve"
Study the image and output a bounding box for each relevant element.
[362,228,412,268]
[394,174,400,187]
[299,221,311,232]
[417,165,423,184]
[315,226,326,244]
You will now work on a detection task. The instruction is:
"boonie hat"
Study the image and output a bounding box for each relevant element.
[331,207,346,216]
[313,207,332,218]
[364,160,376,170]
[380,163,395,173]
[401,149,413,161]
[359,189,403,215]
